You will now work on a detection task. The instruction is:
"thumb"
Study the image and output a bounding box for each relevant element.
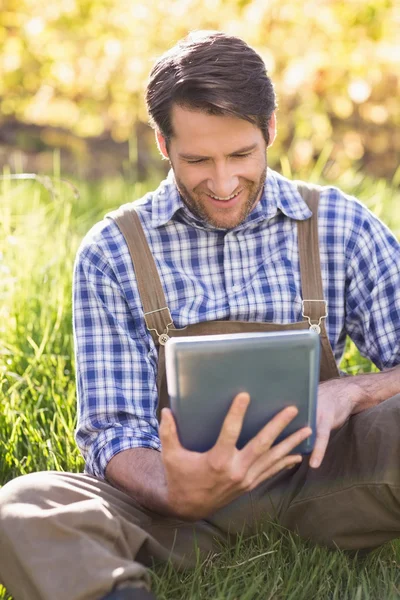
[309,417,332,469]
[159,408,181,452]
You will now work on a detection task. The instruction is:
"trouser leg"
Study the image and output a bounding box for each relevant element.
[253,393,400,550]
[0,470,255,600]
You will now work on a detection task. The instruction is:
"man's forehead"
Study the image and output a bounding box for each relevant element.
[169,104,263,154]
[170,104,256,131]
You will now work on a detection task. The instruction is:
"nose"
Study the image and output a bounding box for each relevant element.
[207,162,240,198]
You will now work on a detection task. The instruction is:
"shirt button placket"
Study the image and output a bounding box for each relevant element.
[224,231,241,316]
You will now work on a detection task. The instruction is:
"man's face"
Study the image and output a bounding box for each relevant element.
[157,105,275,229]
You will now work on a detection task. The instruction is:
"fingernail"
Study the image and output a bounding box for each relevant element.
[238,396,250,410]
[286,462,299,470]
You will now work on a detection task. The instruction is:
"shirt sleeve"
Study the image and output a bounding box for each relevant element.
[344,205,400,370]
[73,229,161,479]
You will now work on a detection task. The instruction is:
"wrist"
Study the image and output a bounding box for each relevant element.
[164,484,209,521]
[348,376,372,414]
[344,366,400,414]
[319,376,365,415]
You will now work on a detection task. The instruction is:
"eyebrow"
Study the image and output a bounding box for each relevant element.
[178,143,258,160]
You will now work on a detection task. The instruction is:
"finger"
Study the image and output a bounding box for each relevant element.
[265,425,312,464]
[309,421,331,468]
[214,392,250,451]
[250,454,303,489]
[242,405,299,461]
[159,408,182,453]
[246,425,312,482]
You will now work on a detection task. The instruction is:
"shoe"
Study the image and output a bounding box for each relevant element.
[101,586,157,599]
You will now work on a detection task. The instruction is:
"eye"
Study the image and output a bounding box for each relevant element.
[185,158,206,164]
[232,152,252,159]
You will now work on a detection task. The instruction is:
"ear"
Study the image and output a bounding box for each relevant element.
[156,131,169,159]
[267,112,277,147]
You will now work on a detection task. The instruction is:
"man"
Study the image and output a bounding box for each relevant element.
[1,30,400,600]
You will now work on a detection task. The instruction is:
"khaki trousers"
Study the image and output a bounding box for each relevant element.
[1,394,400,600]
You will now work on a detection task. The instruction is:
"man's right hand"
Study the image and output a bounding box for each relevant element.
[159,392,311,521]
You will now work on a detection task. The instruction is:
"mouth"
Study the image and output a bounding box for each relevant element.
[205,189,244,208]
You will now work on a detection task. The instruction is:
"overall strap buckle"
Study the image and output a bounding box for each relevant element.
[144,307,173,345]
[301,299,328,334]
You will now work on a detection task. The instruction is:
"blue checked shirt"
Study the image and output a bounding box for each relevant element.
[73,169,400,478]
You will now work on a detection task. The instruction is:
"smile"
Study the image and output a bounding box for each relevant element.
[204,189,245,210]
[207,189,243,202]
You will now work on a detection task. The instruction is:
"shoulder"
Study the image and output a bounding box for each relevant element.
[75,216,125,278]
[274,170,390,237]
[313,184,364,221]
[316,186,366,237]
[312,185,400,277]
[75,190,156,274]
[316,185,398,248]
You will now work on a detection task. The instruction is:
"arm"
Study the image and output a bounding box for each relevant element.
[73,222,161,479]
[310,197,400,468]
[310,365,400,469]
[105,448,171,515]
[350,364,400,413]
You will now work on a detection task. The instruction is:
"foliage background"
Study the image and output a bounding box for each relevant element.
[1,0,399,180]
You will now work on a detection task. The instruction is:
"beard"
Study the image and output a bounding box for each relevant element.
[173,166,267,230]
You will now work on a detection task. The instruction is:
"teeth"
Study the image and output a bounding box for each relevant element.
[209,190,241,201]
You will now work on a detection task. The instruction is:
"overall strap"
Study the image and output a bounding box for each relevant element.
[296,183,327,327]
[296,183,340,379]
[106,204,172,345]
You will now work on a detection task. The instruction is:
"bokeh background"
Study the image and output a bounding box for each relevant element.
[1,0,399,182]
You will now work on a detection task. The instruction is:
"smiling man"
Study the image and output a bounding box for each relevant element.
[1,31,400,600]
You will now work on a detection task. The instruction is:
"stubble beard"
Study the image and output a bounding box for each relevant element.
[173,166,267,230]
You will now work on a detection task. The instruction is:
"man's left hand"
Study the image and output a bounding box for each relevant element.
[309,377,362,469]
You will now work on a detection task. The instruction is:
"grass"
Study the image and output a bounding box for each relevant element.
[151,527,400,599]
[1,167,400,599]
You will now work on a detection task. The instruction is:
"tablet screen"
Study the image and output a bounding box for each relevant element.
[165,330,320,454]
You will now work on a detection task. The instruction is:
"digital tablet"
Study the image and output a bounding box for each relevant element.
[165,330,320,454]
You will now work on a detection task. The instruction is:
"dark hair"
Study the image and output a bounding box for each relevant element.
[145,30,277,145]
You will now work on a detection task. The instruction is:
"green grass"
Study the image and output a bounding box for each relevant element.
[151,527,400,599]
[1,168,400,599]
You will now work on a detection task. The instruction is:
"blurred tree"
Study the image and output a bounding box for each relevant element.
[1,0,399,178]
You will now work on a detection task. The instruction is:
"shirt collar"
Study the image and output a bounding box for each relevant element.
[150,170,184,228]
[265,169,313,222]
[151,168,312,229]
